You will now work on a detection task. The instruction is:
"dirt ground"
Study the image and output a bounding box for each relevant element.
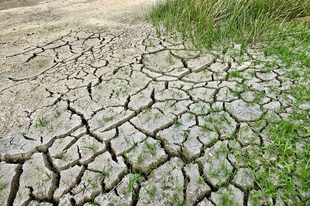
[1,1,307,205]
[0,0,157,79]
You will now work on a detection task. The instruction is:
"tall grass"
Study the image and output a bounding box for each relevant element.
[147,0,310,50]
[146,1,310,204]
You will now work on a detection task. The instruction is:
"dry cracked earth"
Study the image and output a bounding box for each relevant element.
[0,1,302,206]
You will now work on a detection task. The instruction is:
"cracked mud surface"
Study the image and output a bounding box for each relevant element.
[0,1,304,206]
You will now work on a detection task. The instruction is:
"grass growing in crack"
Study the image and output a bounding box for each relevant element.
[121,173,142,197]
[142,107,151,114]
[57,153,66,161]
[171,194,184,206]
[100,166,109,177]
[197,175,207,184]
[182,131,189,139]
[250,90,266,104]
[173,117,182,127]
[137,153,144,163]
[220,191,240,206]
[228,69,240,78]
[174,184,186,194]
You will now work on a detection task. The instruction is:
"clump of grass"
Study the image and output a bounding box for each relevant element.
[251,115,310,204]
[231,83,310,203]
[147,0,310,50]
[35,117,48,127]
[260,27,310,68]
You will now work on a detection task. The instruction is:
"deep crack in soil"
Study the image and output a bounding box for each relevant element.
[0,0,304,205]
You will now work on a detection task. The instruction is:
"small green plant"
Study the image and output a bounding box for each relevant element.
[215,145,226,159]
[137,153,144,163]
[123,134,129,144]
[121,174,142,197]
[171,194,184,206]
[58,153,66,161]
[124,153,130,161]
[252,90,265,103]
[162,173,171,190]
[182,131,189,139]
[42,171,52,182]
[132,139,137,150]
[55,109,61,118]
[143,107,151,114]
[197,175,206,184]
[144,140,157,156]
[143,185,157,198]
[87,177,97,188]
[229,70,244,79]
[128,174,139,191]
[221,192,231,205]
[187,113,195,120]
[36,117,48,127]
[100,166,108,177]
[89,197,97,205]
[166,53,175,65]
[115,89,120,97]
[0,181,8,191]
[82,142,97,152]
[49,124,53,132]
[143,55,149,62]
[174,184,185,194]
[173,117,182,127]
[102,116,114,122]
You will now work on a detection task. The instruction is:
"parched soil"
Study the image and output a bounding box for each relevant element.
[0,1,305,206]
[0,0,156,76]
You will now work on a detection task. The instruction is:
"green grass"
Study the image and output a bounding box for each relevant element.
[144,140,157,156]
[42,171,52,182]
[229,48,310,203]
[146,0,310,204]
[143,185,157,198]
[137,153,144,163]
[35,117,48,127]
[237,111,310,204]
[0,177,8,191]
[121,173,142,199]
[147,0,310,51]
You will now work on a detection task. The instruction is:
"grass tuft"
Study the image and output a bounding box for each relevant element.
[147,0,310,50]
